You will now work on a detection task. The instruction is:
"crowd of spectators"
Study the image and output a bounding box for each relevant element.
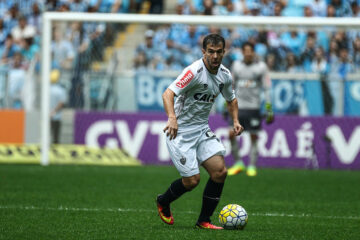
[0,0,139,109]
[134,0,360,77]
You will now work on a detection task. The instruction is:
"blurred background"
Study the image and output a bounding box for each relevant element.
[0,0,359,169]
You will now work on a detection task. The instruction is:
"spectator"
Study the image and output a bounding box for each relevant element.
[0,19,8,46]
[213,0,229,15]
[3,4,20,33]
[265,52,280,71]
[281,31,306,57]
[178,0,196,15]
[247,1,261,16]
[351,1,360,17]
[50,69,67,144]
[7,52,25,109]
[0,1,8,17]
[352,37,360,70]
[149,0,163,14]
[286,52,302,72]
[273,2,284,16]
[328,47,354,115]
[202,0,214,15]
[309,0,327,17]
[45,0,59,11]
[330,0,352,17]
[28,3,43,34]
[134,29,158,66]
[51,28,75,70]
[326,3,336,16]
[11,15,36,44]
[259,0,275,16]
[12,0,39,17]
[327,39,339,65]
[20,37,39,62]
[0,35,19,64]
[300,34,317,72]
[69,0,88,12]
[303,5,313,17]
[311,47,328,74]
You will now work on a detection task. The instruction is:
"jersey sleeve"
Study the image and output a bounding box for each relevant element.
[221,73,235,102]
[168,65,197,96]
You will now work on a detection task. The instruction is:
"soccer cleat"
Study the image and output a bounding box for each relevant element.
[246,166,257,177]
[156,195,174,225]
[195,222,223,230]
[228,161,246,176]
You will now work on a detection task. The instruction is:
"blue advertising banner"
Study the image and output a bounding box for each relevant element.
[135,73,359,116]
[134,73,172,111]
[345,81,360,116]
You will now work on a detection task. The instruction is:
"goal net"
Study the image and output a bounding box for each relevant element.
[34,12,360,167]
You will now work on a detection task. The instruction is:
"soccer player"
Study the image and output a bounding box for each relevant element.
[156,34,243,229]
[227,41,273,177]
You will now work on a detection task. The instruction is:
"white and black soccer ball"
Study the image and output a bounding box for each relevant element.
[219,204,248,230]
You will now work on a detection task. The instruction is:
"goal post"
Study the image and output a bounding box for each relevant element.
[40,12,360,166]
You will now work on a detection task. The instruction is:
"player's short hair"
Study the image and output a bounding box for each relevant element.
[242,41,255,51]
[203,34,225,50]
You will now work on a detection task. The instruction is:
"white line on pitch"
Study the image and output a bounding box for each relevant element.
[0,205,359,221]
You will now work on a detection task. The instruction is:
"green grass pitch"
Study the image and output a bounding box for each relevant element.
[0,164,359,240]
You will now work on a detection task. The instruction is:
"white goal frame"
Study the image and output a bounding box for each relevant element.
[40,12,360,165]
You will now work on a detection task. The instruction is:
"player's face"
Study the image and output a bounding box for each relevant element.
[243,45,254,64]
[202,43,225,73]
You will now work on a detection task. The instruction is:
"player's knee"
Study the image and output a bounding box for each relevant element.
[212,167,227,182]
[183,175,200,190]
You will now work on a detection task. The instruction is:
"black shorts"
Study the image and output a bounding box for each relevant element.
[229,109,262,132]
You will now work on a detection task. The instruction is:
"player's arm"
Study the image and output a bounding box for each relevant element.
[162,88,178,140]
[227,98,243,136]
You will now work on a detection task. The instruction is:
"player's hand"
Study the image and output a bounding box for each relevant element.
[233,121,244,136]
[265,102,274,124]
[163,116,178,140]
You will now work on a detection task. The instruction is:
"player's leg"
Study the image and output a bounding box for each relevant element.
[247,132,259,176]
[228,113,247,176]
[246,109,262,176]
[195,155,226,229]
[195,129,227,229]
[228,128,245,175]
[156,175,199,225]
[156,131,200,225]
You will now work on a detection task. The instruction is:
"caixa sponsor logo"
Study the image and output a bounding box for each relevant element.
[176,70,194,88]
[194,93,216,102]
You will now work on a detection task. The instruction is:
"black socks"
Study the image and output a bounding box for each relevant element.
[197,178,224,223]
[158,178,189,207]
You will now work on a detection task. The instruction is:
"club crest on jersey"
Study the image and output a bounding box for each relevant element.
[176,70,194,88]
[203,84,208,89]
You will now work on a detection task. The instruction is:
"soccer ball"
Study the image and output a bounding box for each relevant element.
[218,204,248,230]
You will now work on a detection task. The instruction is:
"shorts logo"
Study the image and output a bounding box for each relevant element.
[180,157,186,165]
[176,70,194,88]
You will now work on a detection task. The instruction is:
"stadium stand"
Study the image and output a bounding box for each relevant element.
[0,0,359,115]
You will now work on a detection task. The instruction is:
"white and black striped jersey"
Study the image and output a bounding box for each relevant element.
[231,60,271,110]
[168,58,235,132]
